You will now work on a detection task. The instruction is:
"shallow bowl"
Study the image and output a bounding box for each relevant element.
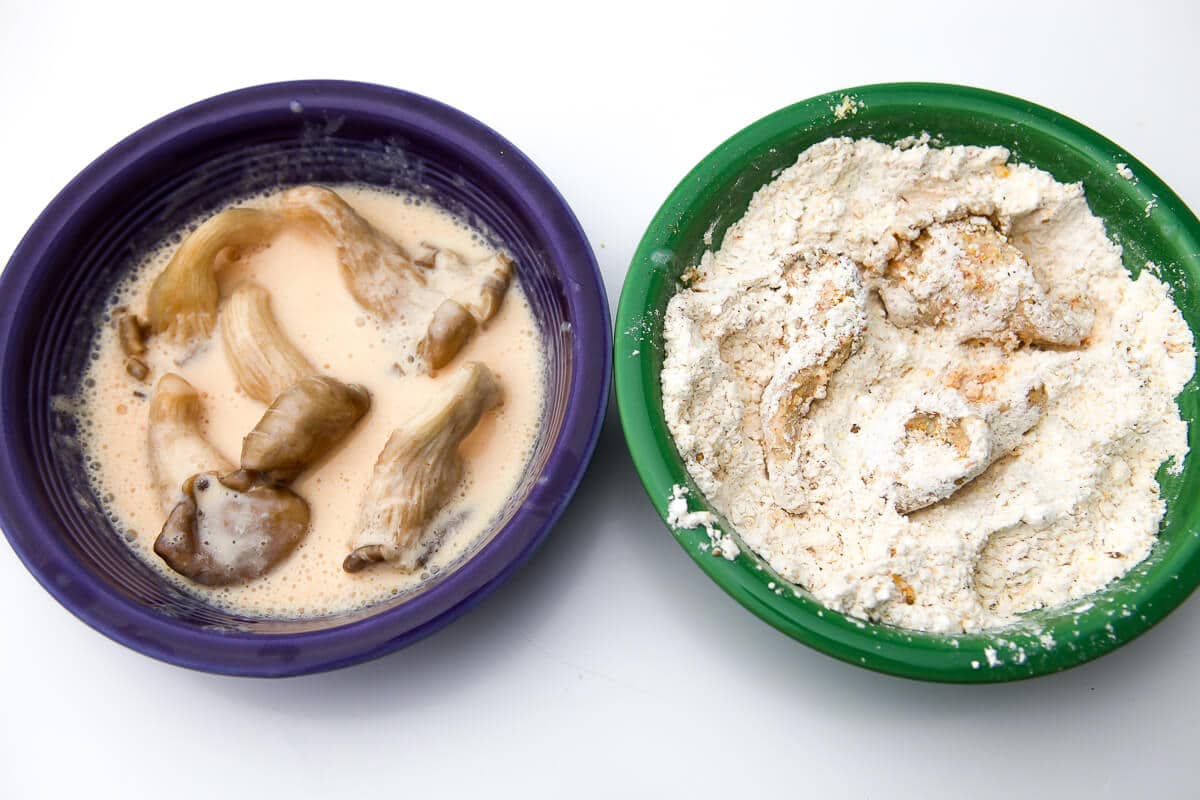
[615,82,1200,682]
[0,80,610,676]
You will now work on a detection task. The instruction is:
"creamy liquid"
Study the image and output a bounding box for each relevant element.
[78,186,546,618]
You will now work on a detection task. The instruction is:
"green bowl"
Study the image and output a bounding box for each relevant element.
[615,83,1200,683]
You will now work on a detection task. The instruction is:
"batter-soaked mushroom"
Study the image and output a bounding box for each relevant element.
[241,376,371,483]
[115,306,148,356]
[220,282,317,404]
[278,185,433,319]
[413,250,514,372]
[416,300,477,374]
[146,208,284,346]
[344,361,501,573]
[466,252,513,323]
[148,373,233,514]
[153,470,309,586]
[115,306,151,381]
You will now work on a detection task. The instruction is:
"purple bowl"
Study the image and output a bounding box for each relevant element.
[0,80,610,676]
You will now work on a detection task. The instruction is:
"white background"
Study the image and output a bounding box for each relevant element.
[2,1,1198,797]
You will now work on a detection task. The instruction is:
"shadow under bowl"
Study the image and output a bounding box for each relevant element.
[0,80,610,677]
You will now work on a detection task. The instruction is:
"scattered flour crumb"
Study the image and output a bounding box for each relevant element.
[1116,162,1136,182]
[894,132,932,149]
[666,484,739,559]
[984,647,1002,667]
[832,95,863,120]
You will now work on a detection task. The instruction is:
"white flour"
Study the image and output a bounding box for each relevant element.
[661,137,1195,633]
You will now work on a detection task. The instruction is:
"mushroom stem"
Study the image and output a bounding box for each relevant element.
[278,185,431,319]
[220,282,316,404]
[147,374,233,514]
[146,208,284,345]
[345,362,501,573]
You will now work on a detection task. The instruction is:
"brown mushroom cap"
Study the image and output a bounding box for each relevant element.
[416,300,477,374]
[153,470,310,586]
[240,376,371,484]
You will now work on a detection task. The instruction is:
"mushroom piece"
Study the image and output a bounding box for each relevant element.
[148,373,234,514]
[759,256,868,514]
[241,376,371,483]
[125,357,150,381]
[220,282,317,404]
[416,299,477,374]
[153,469,309,586]
[115,306,148,356]
[873,374,1048,514]
[146,208,284,346]
[880,218,1094,349]
[114,306,151,381]
[466,252,514,323]
[344,361,501,573]
[278,185,432,319]
[277,188,514,372]
[411,250,514,373]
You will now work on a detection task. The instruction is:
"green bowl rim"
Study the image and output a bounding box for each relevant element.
[614,82,1200,683]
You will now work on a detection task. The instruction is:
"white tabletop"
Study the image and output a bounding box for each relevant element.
[2,1,1198,797]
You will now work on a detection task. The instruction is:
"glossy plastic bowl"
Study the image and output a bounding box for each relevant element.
[0,80,610,677]
[616,83,1200,682]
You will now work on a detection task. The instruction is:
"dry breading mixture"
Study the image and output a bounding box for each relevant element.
[662,137,1194,633]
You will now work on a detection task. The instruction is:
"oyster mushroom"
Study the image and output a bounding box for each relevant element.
[277,188,513,371]
[411,250,514,372]
[241,376,371,483]
[278,185,431,319]
[760,255,868,513]
[147,373,234,514]
[880,218,1094,349]
[873,374,1048,514]
[466,252,514,323]
[153,470,309,586]
[416,299,477,374]
[146,208,284,345]
[220,282,316,404]
[344,361,501,573]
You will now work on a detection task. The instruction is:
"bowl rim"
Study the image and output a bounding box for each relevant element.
[0,79,611,677]
[615,81,1200,683]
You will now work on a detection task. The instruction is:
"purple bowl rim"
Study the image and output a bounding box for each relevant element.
[0,79,611,677]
